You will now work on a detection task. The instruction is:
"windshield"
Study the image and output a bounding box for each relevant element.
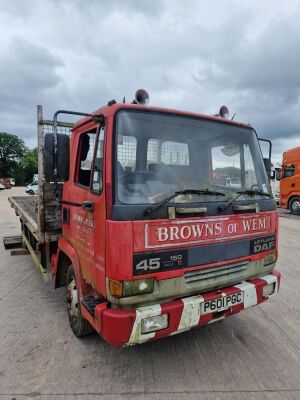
[114,110,271,205]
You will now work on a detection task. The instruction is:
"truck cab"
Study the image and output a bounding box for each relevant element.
[50,95,280,345]
[8,94,280,346]
[280,146,300,214]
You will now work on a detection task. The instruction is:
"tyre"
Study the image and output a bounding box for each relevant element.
[28,190,34,195]
[289,197,300,215]
[66,265,94,337]
[44,133,70,182]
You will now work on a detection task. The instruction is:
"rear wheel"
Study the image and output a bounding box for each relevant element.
[28,190,34,195]
[66,265,94,337]
[289,197,300,215]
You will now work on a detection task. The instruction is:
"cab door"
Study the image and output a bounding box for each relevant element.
[66,123,106,295]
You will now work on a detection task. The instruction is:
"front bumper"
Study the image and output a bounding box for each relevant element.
[100,270,280,346]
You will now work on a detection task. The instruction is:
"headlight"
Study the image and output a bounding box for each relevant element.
[123,278,154,297]
[108,278,154,298]
[264,252,277,266]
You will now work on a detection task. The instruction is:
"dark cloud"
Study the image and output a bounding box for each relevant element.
[0,37,63,106]
[0,0,299,161]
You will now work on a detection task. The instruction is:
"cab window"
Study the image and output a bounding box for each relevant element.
[283,165,295,178]
[75,130,96,187]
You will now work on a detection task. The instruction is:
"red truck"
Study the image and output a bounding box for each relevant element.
[8,91,280,346]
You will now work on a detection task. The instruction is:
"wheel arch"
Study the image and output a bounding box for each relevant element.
[55,250,72,289]
[55,237,88,299]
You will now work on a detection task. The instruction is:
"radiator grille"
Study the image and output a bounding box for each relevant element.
[184,261,249,285]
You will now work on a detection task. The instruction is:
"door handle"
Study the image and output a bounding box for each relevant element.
[82,200,94,212]
[291,183,296,187]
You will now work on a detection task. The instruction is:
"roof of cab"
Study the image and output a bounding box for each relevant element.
[283,146,300,163]
[72,102,254,131]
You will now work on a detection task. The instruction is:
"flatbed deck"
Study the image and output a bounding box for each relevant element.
[9,196,38,239]
[8,195,49,279]
[6,106,72,281]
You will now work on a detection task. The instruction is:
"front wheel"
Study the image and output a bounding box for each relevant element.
[66,265,94,337]
[28,190,34,195]
[289,197,300,215]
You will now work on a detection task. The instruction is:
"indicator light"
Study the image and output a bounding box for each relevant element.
[108,279,123,298]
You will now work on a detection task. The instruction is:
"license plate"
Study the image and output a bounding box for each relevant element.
[201,292,244,314]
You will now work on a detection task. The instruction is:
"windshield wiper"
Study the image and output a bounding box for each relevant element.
[218,189,272,212]
[145,189,226,217]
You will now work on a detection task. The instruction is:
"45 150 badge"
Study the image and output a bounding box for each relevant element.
[133,249,188,275]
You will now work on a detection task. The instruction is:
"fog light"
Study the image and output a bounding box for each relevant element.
[263,283,276,297]
[141,314,168,334]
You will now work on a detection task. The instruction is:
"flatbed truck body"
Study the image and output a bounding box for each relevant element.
[9,97,280,346]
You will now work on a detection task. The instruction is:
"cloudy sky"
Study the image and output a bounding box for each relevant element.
[1,0,300,162]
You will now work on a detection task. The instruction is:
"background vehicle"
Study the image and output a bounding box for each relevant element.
[0,183,5,190]
[0,178,11,189]
[25,182,38,195]
[9,178,15,186]
[270,163,281,205]
[7,95,280,346]
[279,146,300,214]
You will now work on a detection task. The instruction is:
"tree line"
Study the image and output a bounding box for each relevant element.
[0,132,38,185]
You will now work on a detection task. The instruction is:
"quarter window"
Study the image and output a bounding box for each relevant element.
[92,127,105,194]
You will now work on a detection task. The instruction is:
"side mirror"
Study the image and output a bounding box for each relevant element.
[263,158,272,179]
[258,138,272,159]
[258,138,272,180]
[275,169,281,181]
